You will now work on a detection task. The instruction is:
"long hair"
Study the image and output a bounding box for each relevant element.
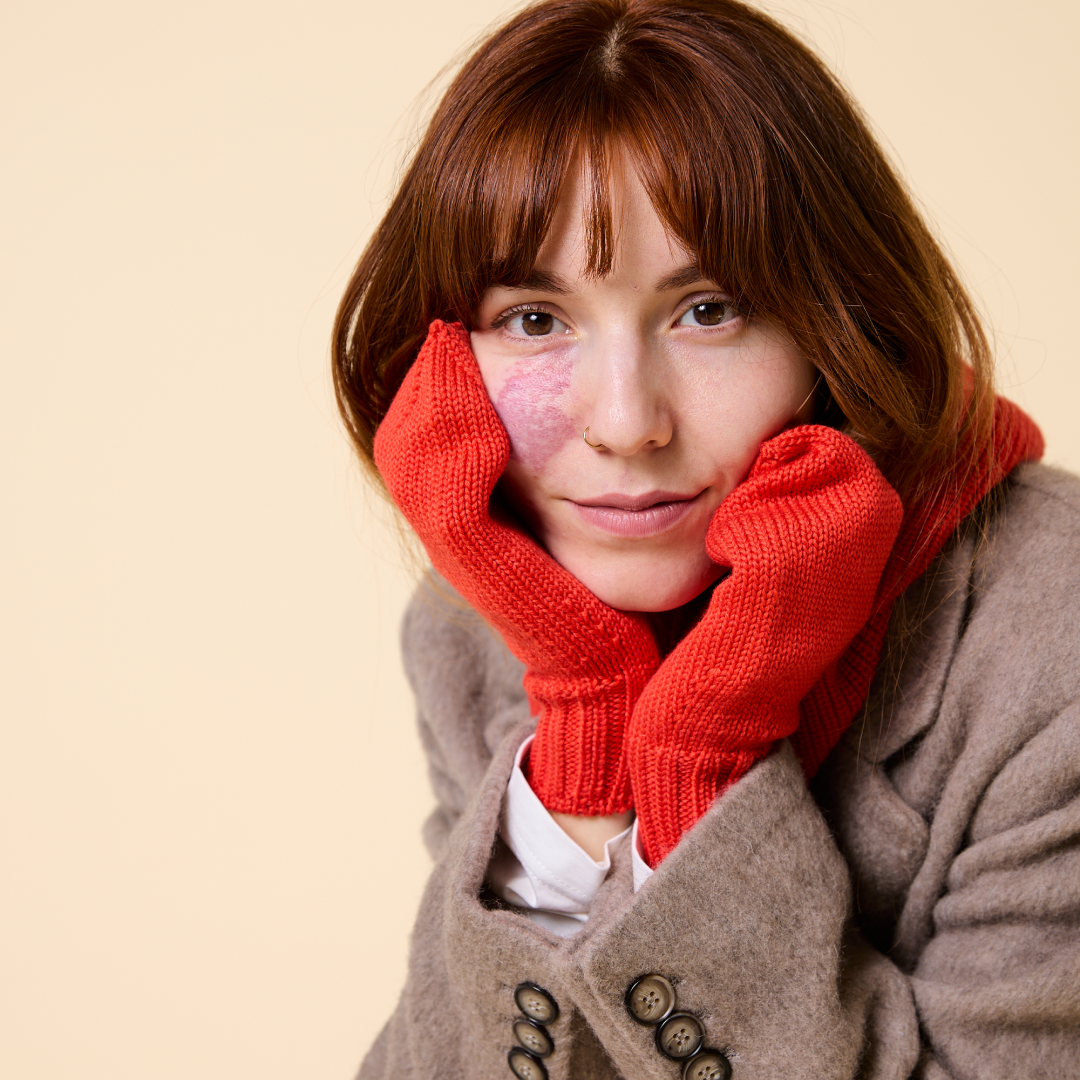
[332,0,993,503]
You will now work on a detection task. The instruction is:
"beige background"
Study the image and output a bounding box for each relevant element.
[2,1,1076,1077]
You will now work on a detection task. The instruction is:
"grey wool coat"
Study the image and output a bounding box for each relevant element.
[358,463,1080,1080]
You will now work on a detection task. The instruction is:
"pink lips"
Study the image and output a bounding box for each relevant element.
[571,490,703,537]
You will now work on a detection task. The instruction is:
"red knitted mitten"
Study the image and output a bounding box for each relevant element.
[628,425,903,866]
[374,320,660,816]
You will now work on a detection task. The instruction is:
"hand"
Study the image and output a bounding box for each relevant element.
[628,425,902,865]
[374,320,660,816]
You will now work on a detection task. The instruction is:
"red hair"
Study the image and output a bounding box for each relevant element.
[332,0,993,502]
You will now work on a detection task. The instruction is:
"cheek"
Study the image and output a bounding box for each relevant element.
[679,343,815,471]
[493,357,577,472]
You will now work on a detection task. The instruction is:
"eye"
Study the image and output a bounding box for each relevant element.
[678,299,738,327]
[498,306,570,338]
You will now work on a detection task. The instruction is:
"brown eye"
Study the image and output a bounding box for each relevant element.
[689,301,727,326]
[522,311,555,335]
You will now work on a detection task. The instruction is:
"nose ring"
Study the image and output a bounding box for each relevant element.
[583,427,605,449]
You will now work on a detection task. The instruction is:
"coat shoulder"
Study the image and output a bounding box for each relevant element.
[968,462,1080,707]
[989,464,1080,583]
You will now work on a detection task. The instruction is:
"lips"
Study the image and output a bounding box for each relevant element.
[571,490,704,537]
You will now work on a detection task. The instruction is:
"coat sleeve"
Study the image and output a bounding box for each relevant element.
[906,695,1080,1077]
[400,570,529,858]
[822,691,1080,1080]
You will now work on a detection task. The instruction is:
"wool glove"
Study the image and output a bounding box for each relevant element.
[373,320,660,816]
[628,425,903,866]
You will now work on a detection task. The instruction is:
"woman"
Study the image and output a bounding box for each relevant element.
[332,1,1080,1077]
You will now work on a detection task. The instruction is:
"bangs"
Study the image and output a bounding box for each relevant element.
[417,2,796,321]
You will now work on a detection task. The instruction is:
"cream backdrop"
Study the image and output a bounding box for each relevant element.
[2,1,1076,1077]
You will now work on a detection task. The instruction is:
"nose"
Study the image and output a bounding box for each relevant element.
[579,331,673,456]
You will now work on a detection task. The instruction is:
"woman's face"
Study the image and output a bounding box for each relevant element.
[470,160,817,612]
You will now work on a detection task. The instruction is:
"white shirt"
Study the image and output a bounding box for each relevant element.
[487,736,654,937]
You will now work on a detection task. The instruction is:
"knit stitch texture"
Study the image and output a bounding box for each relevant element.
[629,426,903,865]
[373,320,660,816]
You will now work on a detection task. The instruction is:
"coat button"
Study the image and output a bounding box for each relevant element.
[682,1049,732,1080]
[656,1012,705,1060]
[515,983,559,1025]
[507,1047,548,1080]
[513,1018,553,1058]
[625,974,677,1025]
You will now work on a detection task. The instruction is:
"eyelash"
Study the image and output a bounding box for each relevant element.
[490,303,551,330]
[677,294,742,326]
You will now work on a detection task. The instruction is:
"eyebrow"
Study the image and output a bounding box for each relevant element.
[654,263,708,292]
[499,269,575,294]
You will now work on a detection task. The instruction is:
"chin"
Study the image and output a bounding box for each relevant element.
[568,555,721,613]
